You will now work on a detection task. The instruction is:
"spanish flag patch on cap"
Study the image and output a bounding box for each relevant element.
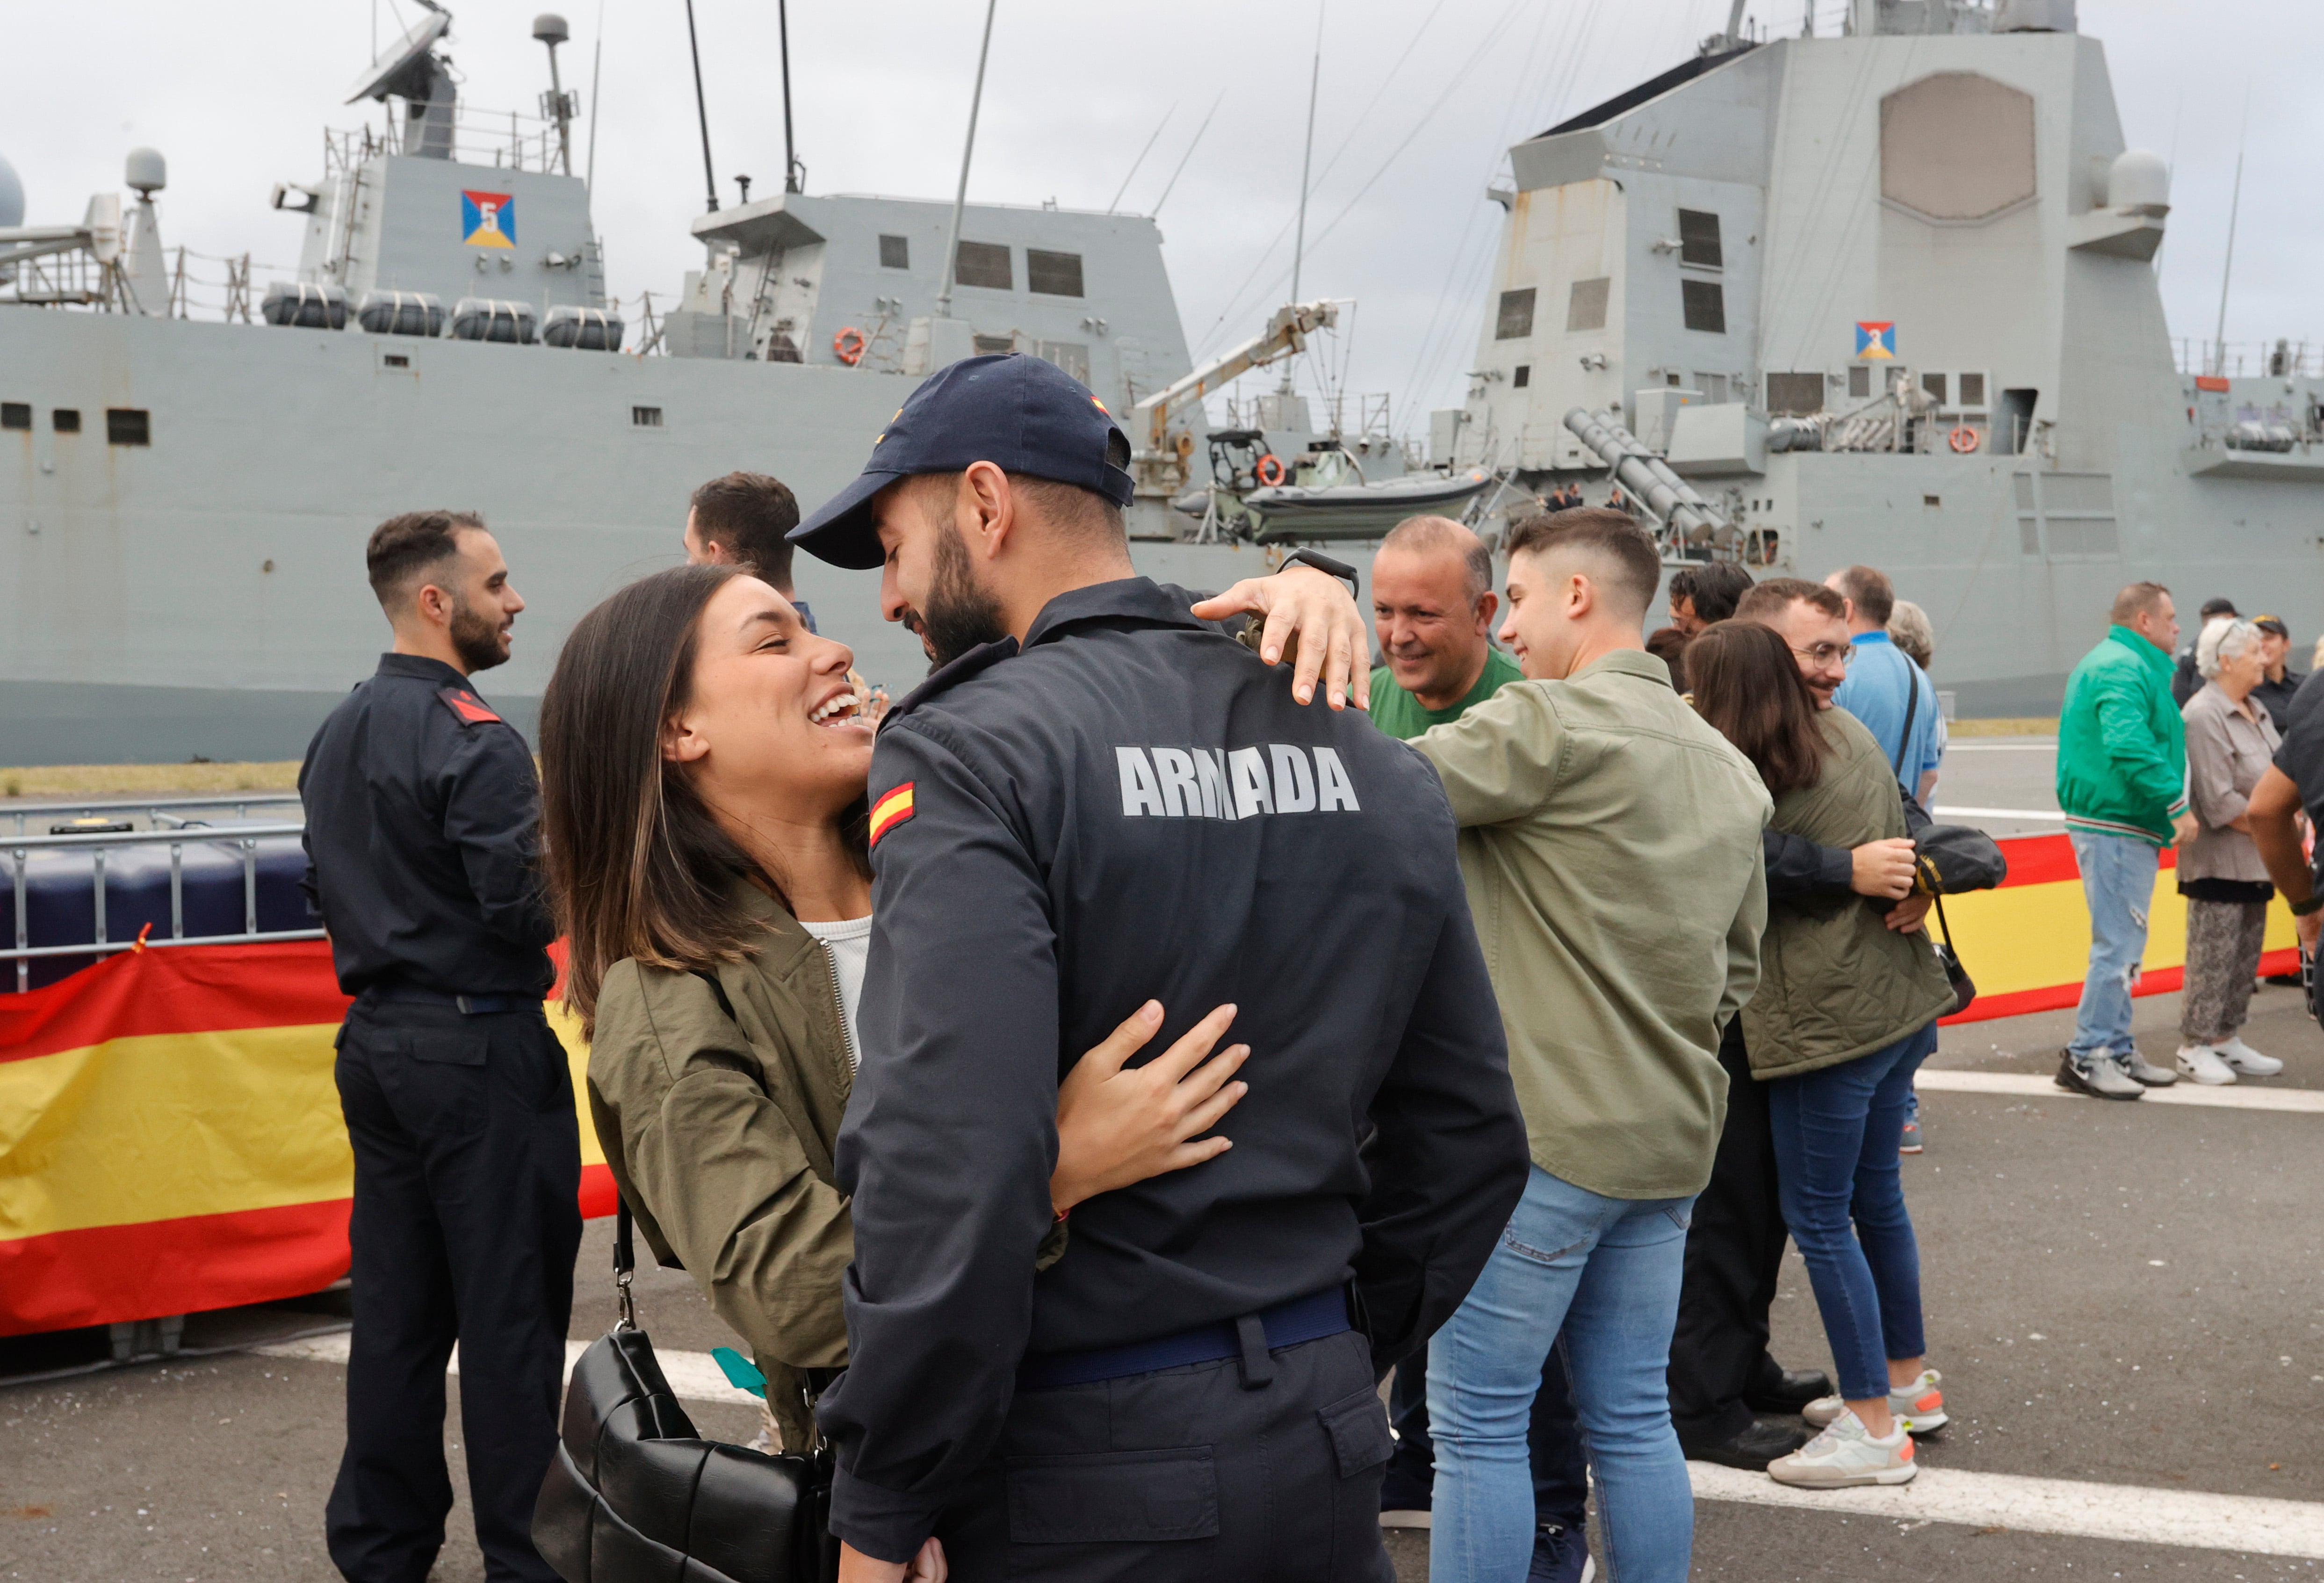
[869,783,916,848]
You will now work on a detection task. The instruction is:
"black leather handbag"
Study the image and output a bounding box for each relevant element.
[533,1200,837,1583]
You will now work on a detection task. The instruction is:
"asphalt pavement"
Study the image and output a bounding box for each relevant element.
[6,740,2319,1581]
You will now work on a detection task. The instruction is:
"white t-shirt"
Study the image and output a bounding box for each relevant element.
[799,914,873,1070]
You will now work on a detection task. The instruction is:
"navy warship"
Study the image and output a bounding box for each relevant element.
[4,0,2318,759]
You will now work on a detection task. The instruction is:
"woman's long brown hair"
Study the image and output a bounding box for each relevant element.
[539,564,841,1038]
[1685,619,1832,799]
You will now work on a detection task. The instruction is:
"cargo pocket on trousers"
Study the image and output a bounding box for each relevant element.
[1005,1447,1220,1543]
[1317,1385,1393,1479]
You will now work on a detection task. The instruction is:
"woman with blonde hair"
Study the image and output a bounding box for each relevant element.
[2174,617,2287,1083]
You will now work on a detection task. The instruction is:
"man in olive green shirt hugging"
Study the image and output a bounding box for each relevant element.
[1407,509,1771,1583]
[1367,514,1525,740]
[1364,512,1591,1576]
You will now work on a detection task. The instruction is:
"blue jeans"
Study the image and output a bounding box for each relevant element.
[1766,1023,1934,1403]
[2068,829,2161,1058]
[1428,1164,1696,1583]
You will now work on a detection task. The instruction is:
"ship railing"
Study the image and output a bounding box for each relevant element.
[6,792,304,837]
[6,810,318,995]
[325,102,571,180]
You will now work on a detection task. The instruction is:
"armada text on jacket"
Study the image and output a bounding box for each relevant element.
[815,577,1530,1581]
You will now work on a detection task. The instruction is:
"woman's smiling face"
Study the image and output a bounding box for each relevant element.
[665,576,874,821]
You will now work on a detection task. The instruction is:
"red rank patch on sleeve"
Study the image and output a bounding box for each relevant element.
[437,686,503,725]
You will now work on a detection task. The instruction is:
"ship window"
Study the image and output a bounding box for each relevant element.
[1678,209,1723,269]
[973,333,1016,355]
[106,409,150,446]
[1037,340,1090,383]
[1513,365,1530,389]
[1,403,28,430]
[1849,365,1872,399]
[1566,277,1609,332]
[383,354,410,369]
[879,234,910,270]
[1958,371,1987,406]
[954,241,1013,291]
[53,408,81,433]
[632,405,664,427]
[1494,288,1537,340]
[1681,280,1725,334]
[1027,249,1084,297]
[1766,372,1824,415]
[1921,372,1949,406]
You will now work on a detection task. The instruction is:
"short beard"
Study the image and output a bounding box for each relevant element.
[916,521,1009,671]
[449,594,510,673]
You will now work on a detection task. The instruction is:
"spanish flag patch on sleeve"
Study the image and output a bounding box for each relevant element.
[869,782,916,848]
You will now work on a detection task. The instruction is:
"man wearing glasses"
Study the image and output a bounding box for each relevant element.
[1824,566,1944,807]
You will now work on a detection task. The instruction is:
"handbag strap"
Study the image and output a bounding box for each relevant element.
[1891,663,1922,780]
[1929,886,1955,951]
[614,1196,637,1331]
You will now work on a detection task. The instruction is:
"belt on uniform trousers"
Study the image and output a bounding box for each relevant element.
[365,985,533,1016]
[1016,1287,1351,1393]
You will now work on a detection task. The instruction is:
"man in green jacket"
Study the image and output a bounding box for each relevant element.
[2055,581,2199,1100]
[1405,510,1769,1583]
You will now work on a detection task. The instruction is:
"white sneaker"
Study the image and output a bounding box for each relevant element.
[2119,1048,2178,1086]
[1801,1369,1949,1433]
[2215,1036,2282,1076]
[2174,1043,2237,1085]
[1767,1408,1917,1487]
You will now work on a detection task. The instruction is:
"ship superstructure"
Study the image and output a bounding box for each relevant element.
[1451,0,2324,713]
[0,8,1344,764]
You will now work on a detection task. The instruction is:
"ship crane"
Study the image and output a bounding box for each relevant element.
[1127,299,1338,495]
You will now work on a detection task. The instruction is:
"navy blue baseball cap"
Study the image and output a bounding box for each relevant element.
[788,353,1137,570]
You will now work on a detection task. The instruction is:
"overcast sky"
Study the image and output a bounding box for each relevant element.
[7,0,2317,434]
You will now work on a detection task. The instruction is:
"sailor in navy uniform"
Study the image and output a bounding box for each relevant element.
[298,511,577,1583]
[791,356,1529,1583]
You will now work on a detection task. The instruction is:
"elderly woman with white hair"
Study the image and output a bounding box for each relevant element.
[2175,617,2288,1083]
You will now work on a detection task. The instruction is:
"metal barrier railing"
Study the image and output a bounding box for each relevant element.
[6,792,304,836]
[6,820,322,993]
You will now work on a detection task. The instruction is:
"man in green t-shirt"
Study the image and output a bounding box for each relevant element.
[1369,514,1586,1576]
[1368,514,1523,741]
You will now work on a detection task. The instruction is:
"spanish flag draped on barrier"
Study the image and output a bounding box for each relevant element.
[0,831,2300,1337]
[0,939,613,1338]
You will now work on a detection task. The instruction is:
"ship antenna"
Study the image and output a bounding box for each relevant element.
[936,0,1000,319]
[585,0,604,192]
[1285,0,1323,397]
[1288,1,1323,308]
[684,0,719,211]
[2209,88,2250,377]
[779,0,804,193]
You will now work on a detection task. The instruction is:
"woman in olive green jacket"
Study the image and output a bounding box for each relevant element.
[538,565,1249,1475]
[1688,621,1954,1492]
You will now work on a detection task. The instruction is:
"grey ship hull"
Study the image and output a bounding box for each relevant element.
[0,306,1286,763]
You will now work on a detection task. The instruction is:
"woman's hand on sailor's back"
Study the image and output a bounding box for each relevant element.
[1050,1000,1249,1216]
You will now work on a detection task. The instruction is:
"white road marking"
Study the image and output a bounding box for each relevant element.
[1924,805,2064,821]
[257,1330,2324,1556]
[1690,1461,2324,1559]
[1944,742,2058,752]
[252,1331,763,1408]
[1917,1068,2324,1113]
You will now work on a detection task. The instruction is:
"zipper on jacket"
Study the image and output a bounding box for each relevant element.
[820,940,857,1072]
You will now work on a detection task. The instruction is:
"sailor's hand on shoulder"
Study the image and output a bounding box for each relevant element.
[1190,564,1371,711]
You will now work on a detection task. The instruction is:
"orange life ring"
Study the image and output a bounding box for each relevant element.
[1254,453,1287,487]
[1948,424,1980,454]
[832,326,867,366]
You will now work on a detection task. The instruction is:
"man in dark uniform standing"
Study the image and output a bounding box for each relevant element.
[299,510,578,1583]
[791,355,1530,1583]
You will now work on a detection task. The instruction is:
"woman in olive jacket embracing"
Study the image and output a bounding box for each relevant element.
[1688,620,1954,1493]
